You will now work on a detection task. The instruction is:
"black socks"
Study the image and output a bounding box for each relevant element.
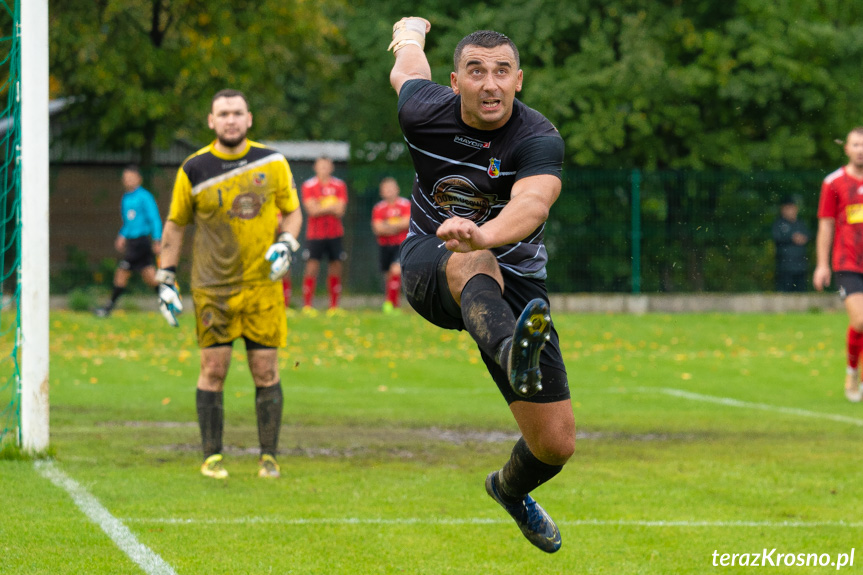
[256,382,283,457]
[460,274,515,366]
[497,437,564,503]
[105,285,126,311]
[197,384,284,459]
[196,389,224,459]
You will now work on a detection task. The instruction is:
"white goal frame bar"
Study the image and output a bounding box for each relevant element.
[20,0,50,452]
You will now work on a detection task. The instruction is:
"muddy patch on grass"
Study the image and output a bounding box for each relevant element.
[110,421,707,459]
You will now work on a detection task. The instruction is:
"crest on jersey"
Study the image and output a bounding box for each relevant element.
[230,192,263,220]
[254,172,267,186]
[433,175,495,223]
[488,158,501,178]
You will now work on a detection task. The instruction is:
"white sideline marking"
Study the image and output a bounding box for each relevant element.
[636,387,863,427]
[124,516,863,529]
[35,460,177,575]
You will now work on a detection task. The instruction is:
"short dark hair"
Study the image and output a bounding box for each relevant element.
[123,164,141,176]
[211,89,249,110]
[453,30,520,71]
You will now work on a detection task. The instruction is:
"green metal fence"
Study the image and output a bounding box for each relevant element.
[342,167,825,295]
[46,165,826,296]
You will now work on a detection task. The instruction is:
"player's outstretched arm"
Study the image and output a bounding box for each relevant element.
[389,17,432,95]
[437,175,561,253]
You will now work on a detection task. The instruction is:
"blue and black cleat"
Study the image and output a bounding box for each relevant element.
[508,298,551,398]
[485,471,562,553]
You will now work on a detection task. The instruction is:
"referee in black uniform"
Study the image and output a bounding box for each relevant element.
[389,18,575,553]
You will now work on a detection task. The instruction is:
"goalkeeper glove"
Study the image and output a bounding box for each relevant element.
[155,268,183,327]
[265,232,300,281]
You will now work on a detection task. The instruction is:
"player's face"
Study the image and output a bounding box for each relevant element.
[380,180,399,201]
[845,132,863,170]
[451,43,523,131]
[121,169,141,192]
[314,158,334,179]
[209,96,252,150]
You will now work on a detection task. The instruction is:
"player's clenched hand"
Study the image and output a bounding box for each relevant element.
[389,17,431,53]
[813,265,831,292]
[155,268,183,327]
[437,217,489,253]
[265,232,300,281]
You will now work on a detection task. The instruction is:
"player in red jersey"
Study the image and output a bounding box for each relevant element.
[814,127,863,402]
[299,156,348,316]
[371,177,411,313]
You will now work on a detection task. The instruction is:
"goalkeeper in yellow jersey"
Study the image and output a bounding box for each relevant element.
[157,89,303,480]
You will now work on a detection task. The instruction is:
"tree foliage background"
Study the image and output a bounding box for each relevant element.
[50,0,863,170]
[49,0,348,166]
[47,0,863,293]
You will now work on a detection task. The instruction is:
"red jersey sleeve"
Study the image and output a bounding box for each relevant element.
[371,201,386,224]
[817,178,838,219]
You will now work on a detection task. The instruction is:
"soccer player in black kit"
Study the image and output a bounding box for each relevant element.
[389,17,575,553]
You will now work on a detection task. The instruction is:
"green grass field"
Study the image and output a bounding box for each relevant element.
[2,308,862,574]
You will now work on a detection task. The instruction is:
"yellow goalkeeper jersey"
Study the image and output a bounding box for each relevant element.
[168,140,300,290]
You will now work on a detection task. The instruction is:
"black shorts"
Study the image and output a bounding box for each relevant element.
[303,237,346,263]
[119,236,156,271]
[379,244,401,272]
[400,233,569,405]
[837,272,863,300]
[206,337,272,351]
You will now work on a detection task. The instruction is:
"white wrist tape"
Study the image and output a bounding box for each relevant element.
[391,39,423,53]
[388,18,427,53]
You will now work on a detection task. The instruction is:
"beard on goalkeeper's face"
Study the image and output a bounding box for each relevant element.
[217,132,246,149]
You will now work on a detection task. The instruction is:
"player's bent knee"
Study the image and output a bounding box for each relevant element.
[542,439,575,466]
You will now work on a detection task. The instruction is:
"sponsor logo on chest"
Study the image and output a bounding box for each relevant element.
[453,135,491,149]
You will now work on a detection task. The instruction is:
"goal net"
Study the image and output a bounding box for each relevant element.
[0,0,22,448]
[1,0,49,453]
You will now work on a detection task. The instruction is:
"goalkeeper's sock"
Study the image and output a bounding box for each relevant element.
[496,437,564,504]
[108,285,126,310]
[302,276,316,307]
[328,275,342,308]
[460,274,515,365]
[196,389,224,459]
[255,382,283,457]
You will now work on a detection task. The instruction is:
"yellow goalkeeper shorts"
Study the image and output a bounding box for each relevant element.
[192,283,286,349]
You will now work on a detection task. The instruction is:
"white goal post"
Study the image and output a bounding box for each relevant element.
[20,0,50,452]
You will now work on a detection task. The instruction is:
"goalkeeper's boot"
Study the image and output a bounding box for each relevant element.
[507,298,552,398]
[485,471,561,553]
[200,454,229,479]
[257,454,281,479]
[845,368,862,403]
